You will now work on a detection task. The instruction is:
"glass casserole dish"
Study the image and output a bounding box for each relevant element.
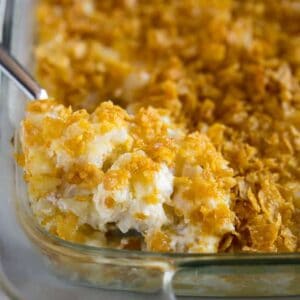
[2,0,300,298]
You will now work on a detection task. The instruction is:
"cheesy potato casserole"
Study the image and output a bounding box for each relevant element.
[18,0,300,253]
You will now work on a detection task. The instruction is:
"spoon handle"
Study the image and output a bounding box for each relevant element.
[0,44,48,100]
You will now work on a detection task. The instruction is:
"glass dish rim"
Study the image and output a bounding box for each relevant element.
[8,0,300,267]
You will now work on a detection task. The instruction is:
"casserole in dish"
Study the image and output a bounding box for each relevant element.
[2,0,300,298]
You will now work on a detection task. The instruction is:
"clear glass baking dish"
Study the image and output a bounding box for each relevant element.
[2,0,300,298]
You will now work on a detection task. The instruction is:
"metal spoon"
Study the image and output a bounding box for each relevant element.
[0,44,48,100]
[0,44,144,239]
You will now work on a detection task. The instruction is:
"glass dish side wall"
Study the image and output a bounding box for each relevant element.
[8,0,300,298]
[15,155,300,297]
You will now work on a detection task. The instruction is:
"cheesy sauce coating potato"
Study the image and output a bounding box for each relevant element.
[20,100,235,252]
